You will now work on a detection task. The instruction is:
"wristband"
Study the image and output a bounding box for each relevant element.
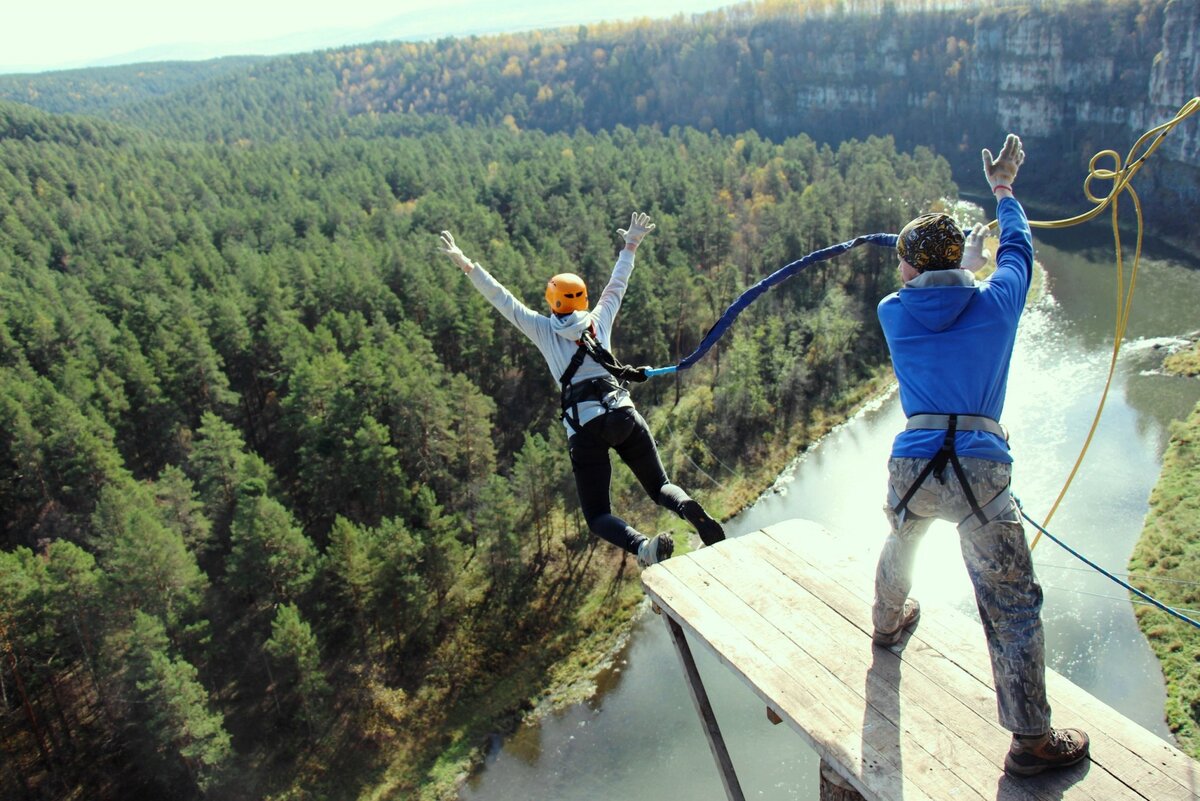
[991,184,1013,194]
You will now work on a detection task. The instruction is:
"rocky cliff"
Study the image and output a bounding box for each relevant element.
[972,0,1198,227]
[761,0,1199,239]
[1145,0,1200,214]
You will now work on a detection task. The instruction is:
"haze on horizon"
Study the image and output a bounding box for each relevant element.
[3,0,732,75]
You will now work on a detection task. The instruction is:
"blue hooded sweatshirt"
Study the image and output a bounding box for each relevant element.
[877,197,1033,463]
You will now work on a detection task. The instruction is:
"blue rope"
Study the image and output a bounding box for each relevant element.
[1018,506,1200,631]
[645,232,899,377]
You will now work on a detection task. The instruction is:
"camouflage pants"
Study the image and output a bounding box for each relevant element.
[874,456,1051,735]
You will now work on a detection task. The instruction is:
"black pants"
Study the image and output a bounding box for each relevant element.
[568,407,692,554]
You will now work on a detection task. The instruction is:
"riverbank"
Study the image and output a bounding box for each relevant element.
[1163,337,1200,377]
[1129,365,1200,759]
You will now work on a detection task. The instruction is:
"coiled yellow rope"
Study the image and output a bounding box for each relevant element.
[990,97,1200,549]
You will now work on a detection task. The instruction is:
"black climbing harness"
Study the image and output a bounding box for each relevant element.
[559,326,647,435]
[888,413,1015,534]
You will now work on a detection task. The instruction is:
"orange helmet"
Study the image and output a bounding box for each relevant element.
[545,273,588,313]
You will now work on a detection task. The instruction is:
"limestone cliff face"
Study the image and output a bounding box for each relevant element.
[764,0,1197,240]
[1148,0,1199,165]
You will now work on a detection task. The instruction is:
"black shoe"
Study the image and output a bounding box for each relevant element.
[681,500,725,546]
[872,598,920,647]
[1005,728,1090,777]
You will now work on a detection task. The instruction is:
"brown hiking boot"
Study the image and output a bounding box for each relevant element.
[872,598,920,647]
[1004,728,1090,777]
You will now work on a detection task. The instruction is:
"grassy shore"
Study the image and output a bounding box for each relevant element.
[1163,340,1200,378]
[1129,386,1200,759]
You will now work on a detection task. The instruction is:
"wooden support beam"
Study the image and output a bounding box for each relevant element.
[821,759,866,801]
[663,613,746,801]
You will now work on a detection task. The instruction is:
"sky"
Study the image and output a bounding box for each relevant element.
[3,0,735,75]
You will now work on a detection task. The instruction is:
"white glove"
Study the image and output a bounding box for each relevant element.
[982,134,1024,191]
[617,212,656,247]
[961,223,990,271]
[438,231,474,274]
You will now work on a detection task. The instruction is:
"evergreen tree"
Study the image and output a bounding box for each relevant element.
[91,481,208,632]
[42,540,105,696]
[225,479,318,605]
[324,516,380,652]
[186,411,273,538]
[153,465,214,557]
[124,611,232,795]
[264,602,330,728]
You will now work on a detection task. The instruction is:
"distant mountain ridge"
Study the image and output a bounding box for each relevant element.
[0,58,265,115]
[1,0,1196,244]
[0,0,726,75]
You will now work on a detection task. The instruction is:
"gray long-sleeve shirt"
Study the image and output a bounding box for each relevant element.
[466,249,637,434]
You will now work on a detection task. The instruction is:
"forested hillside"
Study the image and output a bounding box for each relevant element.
[0,95,953,799]
[0,57,263,116]
[2,0,1195,242]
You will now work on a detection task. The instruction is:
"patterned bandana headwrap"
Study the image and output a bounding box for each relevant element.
[897,213,964,272]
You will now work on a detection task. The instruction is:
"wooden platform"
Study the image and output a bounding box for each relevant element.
[641,519,1200,801]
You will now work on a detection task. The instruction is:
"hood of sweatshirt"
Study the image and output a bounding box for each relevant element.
[897,269,978,332]
[550,310,593,340]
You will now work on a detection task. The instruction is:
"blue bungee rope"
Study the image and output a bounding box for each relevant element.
[1017,501,1200,631]
[644,232,899,377]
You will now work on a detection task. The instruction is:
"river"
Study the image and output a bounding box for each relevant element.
[460,215,1200,800]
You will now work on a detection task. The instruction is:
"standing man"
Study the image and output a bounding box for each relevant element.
[871,135,1089,777]
[438,212,724,570]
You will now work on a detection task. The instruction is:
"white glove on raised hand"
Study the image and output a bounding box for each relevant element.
[982,133,1024,191]
[617,212,656,247]
[961,223,990,271]
[438,231,474,273]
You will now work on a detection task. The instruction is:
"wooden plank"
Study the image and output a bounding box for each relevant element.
[663,614,747,801]
[643,521,1200,801]
[646,560,932,801]
[760,525,1200,801]
[693,539,1031,797]
[690,538,1127,801]
[654,554,1002,801]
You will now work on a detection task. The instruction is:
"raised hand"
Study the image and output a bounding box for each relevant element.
[617,211,656,247]
[982,134,1025,191]
[961,222,990,271]
[438,231,474,273]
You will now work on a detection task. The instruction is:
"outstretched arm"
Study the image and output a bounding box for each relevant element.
[593,212,656,334]
[438,230,547,339]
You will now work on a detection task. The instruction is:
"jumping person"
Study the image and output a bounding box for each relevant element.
[871,135,1090,776]
[438,212,725,569]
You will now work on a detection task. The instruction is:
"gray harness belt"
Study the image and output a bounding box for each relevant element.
[905,413,1006,438]
[889,413,1015,535]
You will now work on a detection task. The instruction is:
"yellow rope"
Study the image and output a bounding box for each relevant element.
[991,97,1200,549]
